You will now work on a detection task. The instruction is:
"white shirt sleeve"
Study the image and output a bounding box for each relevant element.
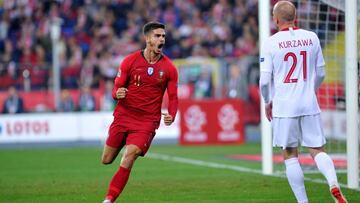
[260,72,272,103]
[259,40,273,103]
[314,35,325,90]
[315,65,325,90]
[260,40,273,73]
[315,35,325,67]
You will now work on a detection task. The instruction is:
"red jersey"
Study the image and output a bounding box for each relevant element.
[112,50,178,129]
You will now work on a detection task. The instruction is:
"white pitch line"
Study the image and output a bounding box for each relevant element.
[147,153,360,191]
[302,169,348,174]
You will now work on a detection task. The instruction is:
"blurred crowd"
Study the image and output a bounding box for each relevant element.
[0,0,260,112]
[0,0,356,117]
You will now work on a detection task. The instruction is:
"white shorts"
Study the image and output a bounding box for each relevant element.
[272,114,326,149]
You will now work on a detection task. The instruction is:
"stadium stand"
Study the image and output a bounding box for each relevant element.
[0,0,262,127]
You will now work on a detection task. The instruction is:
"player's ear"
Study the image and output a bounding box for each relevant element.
[144,34,149,44]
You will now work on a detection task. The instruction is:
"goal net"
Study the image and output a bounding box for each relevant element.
[294,0,359,151]
[282,0,359,184]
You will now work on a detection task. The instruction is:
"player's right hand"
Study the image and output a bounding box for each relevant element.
[116,87,128,99]
[265,102,273,121]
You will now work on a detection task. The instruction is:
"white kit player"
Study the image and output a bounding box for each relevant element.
[259,1,347,203]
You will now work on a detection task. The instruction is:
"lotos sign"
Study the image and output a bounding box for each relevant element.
[179,99,245,145]
[4,121,49,136]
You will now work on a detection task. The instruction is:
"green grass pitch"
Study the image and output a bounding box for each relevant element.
[1,143,359,202]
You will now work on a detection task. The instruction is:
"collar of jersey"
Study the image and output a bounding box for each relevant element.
[280,27,299,31]
[141,49,163,64]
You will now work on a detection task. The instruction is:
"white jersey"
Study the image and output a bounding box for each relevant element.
[260,28,325,117]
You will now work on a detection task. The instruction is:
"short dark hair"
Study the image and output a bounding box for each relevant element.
[143,22,165,35]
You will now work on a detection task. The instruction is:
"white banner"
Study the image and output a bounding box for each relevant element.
[0,110,354,143]
[0,112,179,144]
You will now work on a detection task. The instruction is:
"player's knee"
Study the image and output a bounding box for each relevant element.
[309,147,325,158]
[121,155,135,169]
[101,154,114,165]
[121,146,142,167]
[124,149,141,162]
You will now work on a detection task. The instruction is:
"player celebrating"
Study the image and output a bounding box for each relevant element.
[101,22,178,203]
[259,1,347,203]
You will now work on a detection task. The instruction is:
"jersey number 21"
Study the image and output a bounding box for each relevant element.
[284,51,307,83]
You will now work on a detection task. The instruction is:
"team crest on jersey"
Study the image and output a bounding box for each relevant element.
[159,70,164,78]
[260,57,265,62]
[157,70,165,82]
[147,67,154,76]
[117,70,121,77]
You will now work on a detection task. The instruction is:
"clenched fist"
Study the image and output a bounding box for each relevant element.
[116,87,128,99]
[162,112,173,126]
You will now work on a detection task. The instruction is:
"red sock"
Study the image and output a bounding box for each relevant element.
[105,166,131,202]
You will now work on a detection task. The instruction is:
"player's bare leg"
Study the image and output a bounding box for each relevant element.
[309,147,347,203]
[283,147,308,203]
[119,144,142,168]
[103,144,142,203]
[283,147,298,159]
[101,145,121,165]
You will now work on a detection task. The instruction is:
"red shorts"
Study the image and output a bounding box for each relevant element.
[105,117,156,156]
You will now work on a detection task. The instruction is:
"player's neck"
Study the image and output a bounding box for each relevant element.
[143,48,161,64]
[278,23,296,31]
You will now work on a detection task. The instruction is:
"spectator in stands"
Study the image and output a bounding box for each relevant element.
[98,51,117,81]
[0,0,261,99]
[1,40,15,64]
[226,63,248,101]
[80,54,98,88]
[78,85,96,111]
[100,80,115,111]
[58,89,75,112]
[2,86,24,114]
[193,68,213,99]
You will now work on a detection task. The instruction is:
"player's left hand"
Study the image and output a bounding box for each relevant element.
[162,113,173,126]
[265,102,273,121]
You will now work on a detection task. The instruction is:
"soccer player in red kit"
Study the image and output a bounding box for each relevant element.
[101,22,178,203]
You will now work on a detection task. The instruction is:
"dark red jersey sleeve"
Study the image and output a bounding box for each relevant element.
[167,64,178,120]
[112,55,133,100]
